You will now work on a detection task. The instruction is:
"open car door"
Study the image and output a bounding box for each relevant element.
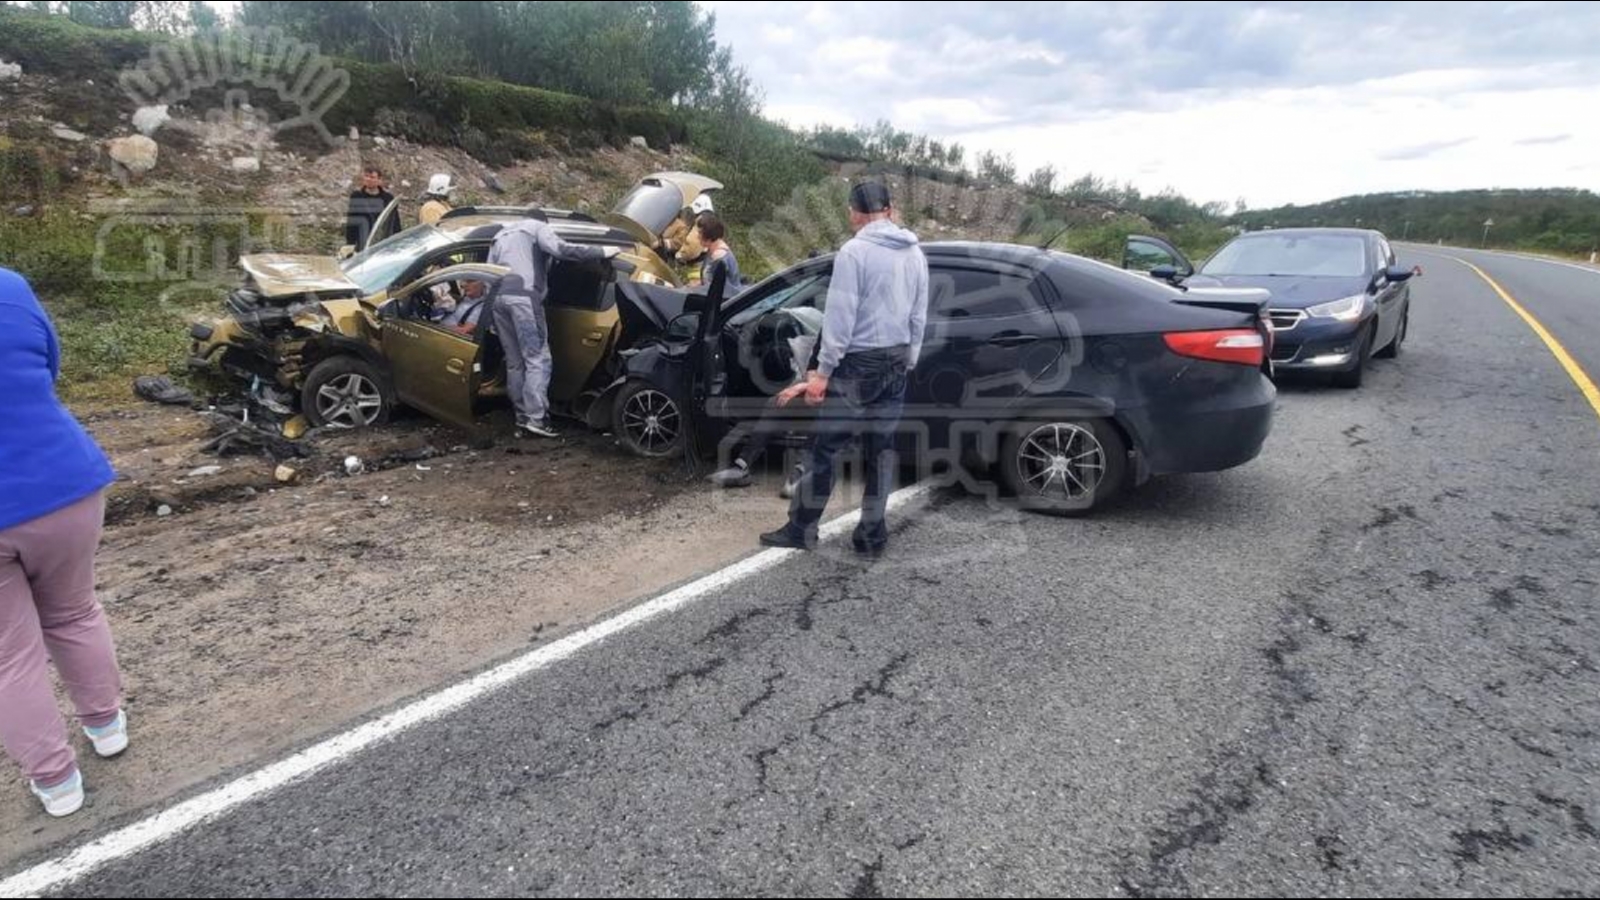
[365,197,404,252]
[1124,234,1195,284]
[380,263,509,430]
[681,266,730,458]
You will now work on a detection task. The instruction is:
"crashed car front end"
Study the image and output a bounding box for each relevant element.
[189,264,370,397]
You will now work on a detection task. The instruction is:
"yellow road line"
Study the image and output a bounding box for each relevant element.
[1453,257,1600,424]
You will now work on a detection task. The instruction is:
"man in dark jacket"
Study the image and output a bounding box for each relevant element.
[344,166,399,251]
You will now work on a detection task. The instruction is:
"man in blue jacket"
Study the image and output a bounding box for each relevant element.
[761,182,930,557]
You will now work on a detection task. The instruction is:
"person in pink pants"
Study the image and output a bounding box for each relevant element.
[0,267,126,818]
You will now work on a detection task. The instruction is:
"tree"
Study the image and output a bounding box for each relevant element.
[1025,164,1058,197]
[188,1,219,31]
[67,0,141,28]
[977,151,1016,186]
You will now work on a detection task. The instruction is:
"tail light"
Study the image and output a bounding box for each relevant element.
[1164,329,1266,367]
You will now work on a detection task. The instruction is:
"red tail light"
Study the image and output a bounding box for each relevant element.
[1164,329,1266,367]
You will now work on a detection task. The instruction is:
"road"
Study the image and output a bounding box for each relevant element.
[8,247,1600,898]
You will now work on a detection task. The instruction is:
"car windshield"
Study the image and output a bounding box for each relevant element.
[341,227,455,295]
[1202,234,1369,278]
[611,181,691,239]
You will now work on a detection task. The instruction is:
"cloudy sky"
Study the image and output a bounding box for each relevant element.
[697,0,1600,208]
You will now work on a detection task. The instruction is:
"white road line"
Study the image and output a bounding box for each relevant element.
[0,483,938,899]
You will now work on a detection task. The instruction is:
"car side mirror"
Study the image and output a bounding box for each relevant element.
[1384,265,1416,283]
[1151,264,1190,283]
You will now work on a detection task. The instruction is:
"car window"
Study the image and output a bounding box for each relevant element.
[728,273,831,327]
[547,261,611,312]
[1202,234,1369,278]
[930,266,1047,320]
[1125,239,1178,272]
[342,227,455,295]
[1048,253,1188,309]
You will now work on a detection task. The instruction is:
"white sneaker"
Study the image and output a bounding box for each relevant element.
[84,711,129,759]
[31,771,85,819]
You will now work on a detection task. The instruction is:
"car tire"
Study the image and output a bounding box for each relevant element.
[613,381,687,459]
[302,357,393,430]
[1332,324,1375,389]
[1375,308,1408,360]
[999,418,1128,517]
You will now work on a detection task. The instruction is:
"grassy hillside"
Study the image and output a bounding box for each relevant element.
[1241,190,1600,257]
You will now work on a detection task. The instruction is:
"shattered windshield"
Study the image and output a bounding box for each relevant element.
[341,227,455,295]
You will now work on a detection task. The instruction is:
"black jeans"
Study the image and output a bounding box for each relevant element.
[785,347,910,547]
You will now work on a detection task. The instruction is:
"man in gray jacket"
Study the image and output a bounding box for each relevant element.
[761,182,929,556]
[488,217,620,438]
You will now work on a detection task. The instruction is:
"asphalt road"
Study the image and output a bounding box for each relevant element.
[16,248,1600,898]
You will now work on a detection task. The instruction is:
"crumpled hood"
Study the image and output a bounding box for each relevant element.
[240,255,362,298]
[857,220,921,251]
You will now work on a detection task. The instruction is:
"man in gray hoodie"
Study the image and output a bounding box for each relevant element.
[761,182,929,556]
[488,217,620,438]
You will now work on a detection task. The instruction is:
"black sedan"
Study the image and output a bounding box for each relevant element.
[598,243,1278,515]
[1126,229,1417,388]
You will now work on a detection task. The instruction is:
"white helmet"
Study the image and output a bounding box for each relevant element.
[426,174,454,198]
[690,194,715,216]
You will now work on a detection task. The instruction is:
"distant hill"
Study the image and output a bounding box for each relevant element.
[1239,190,1600,257]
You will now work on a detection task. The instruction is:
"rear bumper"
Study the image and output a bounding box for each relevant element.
[1120,376,1277,475]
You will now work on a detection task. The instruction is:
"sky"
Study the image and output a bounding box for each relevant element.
[197,0,1600,208]
[695,0,1600,208]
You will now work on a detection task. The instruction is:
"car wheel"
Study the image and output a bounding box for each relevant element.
[302,357,392,429]
[1000,419,1128,517]
[613,381,686,459]
[1332,324,1375,389]
[1375,310,1408,360]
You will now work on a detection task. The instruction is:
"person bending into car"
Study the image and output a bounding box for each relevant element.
[488,217,621,439]
[0,267,130,820]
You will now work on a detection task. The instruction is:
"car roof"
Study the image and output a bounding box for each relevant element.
[434,211,638,246]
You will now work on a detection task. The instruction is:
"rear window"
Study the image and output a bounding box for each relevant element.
[1047,252,1187,309]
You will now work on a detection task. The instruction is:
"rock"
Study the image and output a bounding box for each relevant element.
[0,60,21,82]
[186,466,224,478]
[348,126,360,142]
[107,135,159,174]
[344,456,366,477]
[11,205,35,218]
[275,464,301,485]
[51,125,88,143]
[156,505,174,518]
[630,135,651,150]
[132,105,170,137]
[482,173,506,195]
[231,157,262,173]
[374,136,388,147]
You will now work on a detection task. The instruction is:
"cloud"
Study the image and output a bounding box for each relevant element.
[1378,139,1477,162]
[1517,134,1573,146]
[700,1,1600,206]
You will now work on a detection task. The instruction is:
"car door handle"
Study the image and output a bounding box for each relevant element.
[446,359,466,375]
[988,332,1041,348]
